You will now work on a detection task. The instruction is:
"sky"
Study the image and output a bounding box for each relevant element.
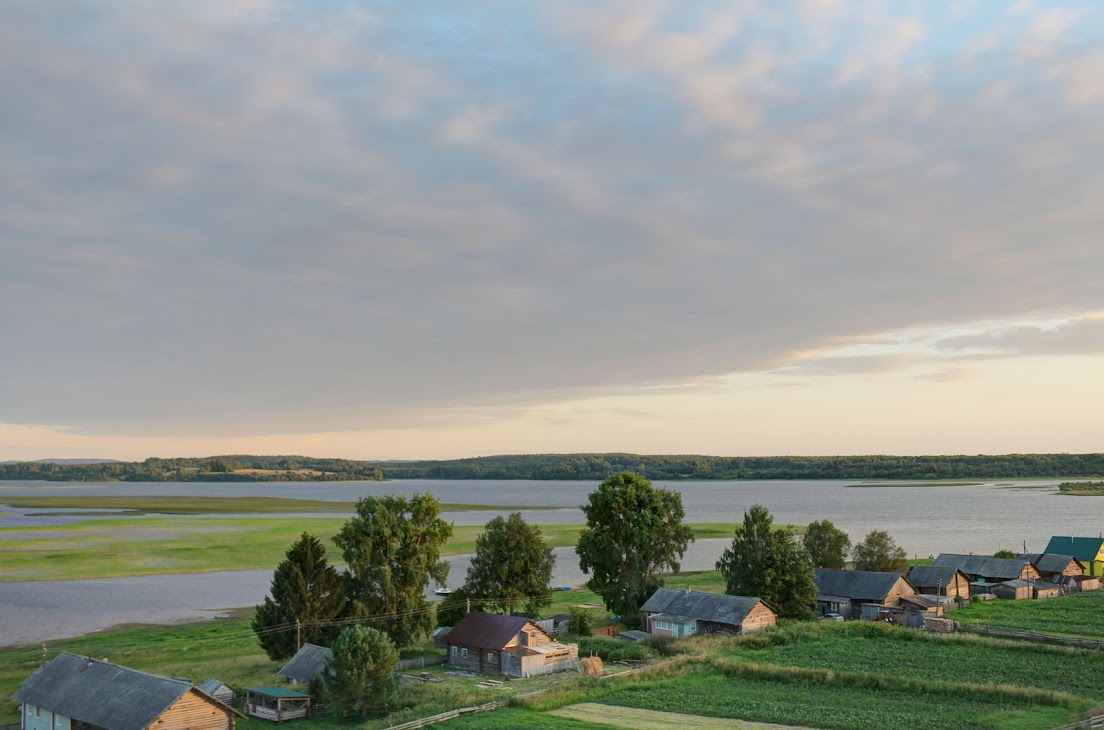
[1,0,1102,461]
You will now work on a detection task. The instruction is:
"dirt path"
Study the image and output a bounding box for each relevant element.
[551,703,813,729]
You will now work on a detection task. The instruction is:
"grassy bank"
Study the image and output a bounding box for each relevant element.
[0,520,740,582]
[951,589,1104,638]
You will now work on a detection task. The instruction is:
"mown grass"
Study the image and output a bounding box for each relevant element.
[0,520,739,581]
[952,589,1104,639]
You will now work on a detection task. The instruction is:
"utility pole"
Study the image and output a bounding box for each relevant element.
[466,597,471,615]
[295,619,301,652]
[42,643,47,666]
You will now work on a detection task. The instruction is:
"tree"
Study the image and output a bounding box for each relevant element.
[465,513,556,616]
[851,530,909,573]
[716,504,817,619]
[323,625,399,717]
[993,549,1017,559]
[334,493,453,648]
[252,532,347,660]
[435,586,482,627]
[567,607,593,637]
[576,472,695,628]
[802,519,852,569]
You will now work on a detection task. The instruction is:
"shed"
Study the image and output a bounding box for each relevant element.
[198,679,234,705]
[277,643,332,685]
[991,580,1034,600]
[640,588,778,636]
[932,554,1040,583]
[1074,575,1102,591]
[244,687,311,722]
[432,626,453,648]
[906,566,971,598]
[1029,580,1061,599]
[13,653,240,730]
[814,569,917,620]
[619,630,650,642]
[1044,537,1104,577]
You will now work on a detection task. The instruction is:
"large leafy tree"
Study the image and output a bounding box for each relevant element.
[334,493,453,648]
[323,625,399,717]
[576,472,695,628]
[466,512,556,616]
[252,532,348,660]
[716,504,817,619]
[851,529,909,573]
[802,519,852,569]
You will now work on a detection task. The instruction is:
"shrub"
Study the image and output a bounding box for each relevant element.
[576,637,647,662]
[641,634,685,657]
[567,607,593,637]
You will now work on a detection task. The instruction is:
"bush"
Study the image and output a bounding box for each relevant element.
[641,634,685,657]
[576,637,647,662]
[567,607,593,637]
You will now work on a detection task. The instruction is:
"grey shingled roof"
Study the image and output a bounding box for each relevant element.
[906,566,967,587]
[13,653,226,730]
[1020,553,1081,574]
[445,613,533,650]
[932,554,1034,580]
[814,569,910,600]
[278,643,333,684]
[640,588,768,626]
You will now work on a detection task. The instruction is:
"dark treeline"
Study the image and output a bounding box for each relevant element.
[2,452,1103,482]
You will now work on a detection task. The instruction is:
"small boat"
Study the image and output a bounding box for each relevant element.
[434,587,452,596]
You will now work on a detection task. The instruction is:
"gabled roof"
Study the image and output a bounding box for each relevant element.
[814,569,912,600]
[1043,537,1104,564]
[906,566,969,587]
[277,643,332,684]
[995,579,1034,589]
[445,612,534,650]
[640,589,771,626]
[1020,553,1083,574]
[931,554,1033,580]
[198,678,232,696]
[13,653,233,730]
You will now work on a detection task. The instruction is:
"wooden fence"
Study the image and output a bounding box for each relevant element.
[958,623,1104,651]
[592,626,621,638]
[1049,714,1104,729]
[382,700,504,730]
[397,655,447,671]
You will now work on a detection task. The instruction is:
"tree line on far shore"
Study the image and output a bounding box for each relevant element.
[4,452,1103,482]
[252,472,913,718]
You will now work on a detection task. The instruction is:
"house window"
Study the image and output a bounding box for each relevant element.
[451,646,457,656]
[486,652,495,662]
[461,648,468,658]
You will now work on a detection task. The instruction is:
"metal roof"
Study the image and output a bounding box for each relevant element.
[246,686,312,698]
[814,569,912,600]
[1020,553,1083,574]
[12,653,230,730]
[445,612,533,650]
[906,566,969,587]
[640,588,769,626]
[277,643,333,684]
[931,554,1034,580]
[1044,537,1104,563]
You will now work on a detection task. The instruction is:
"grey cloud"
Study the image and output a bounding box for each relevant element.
[935,317,1104,358]
[1,1,1103,437]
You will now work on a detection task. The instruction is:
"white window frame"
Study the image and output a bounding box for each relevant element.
[461,648,468,658]
[450,646,457,656]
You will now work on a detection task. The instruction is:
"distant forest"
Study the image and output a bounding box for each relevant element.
[2,452,1103,482]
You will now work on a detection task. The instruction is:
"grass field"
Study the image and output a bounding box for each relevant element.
[951,589,1104,638]
[0,520,740,581]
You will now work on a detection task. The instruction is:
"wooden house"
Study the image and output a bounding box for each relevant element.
[13,653,240,730]
[641,588,778,637]
[445,612,578,678]
[1019,553,1085,582]
[277,643,332,685]
[906,566,972,598]
[991,580,1034,600]
[814,569,917,620]
[1044,537,1104,577]
[931,554,1040,588]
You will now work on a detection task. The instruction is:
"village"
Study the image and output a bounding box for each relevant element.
[11,529,1104,730]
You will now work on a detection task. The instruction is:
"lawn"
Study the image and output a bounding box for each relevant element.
[0,520,739,581]
[952,590,1104,639]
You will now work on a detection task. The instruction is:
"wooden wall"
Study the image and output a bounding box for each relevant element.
[157,690,233,730]
[740,602,778,633]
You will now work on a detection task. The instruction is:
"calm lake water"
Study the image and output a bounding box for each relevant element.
[1,478,1099,646]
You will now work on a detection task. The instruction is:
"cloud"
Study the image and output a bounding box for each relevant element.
[935,315,1104,358]
[0,1,1102,442]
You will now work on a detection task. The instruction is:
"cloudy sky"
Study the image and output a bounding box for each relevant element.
[2,0,1102,461]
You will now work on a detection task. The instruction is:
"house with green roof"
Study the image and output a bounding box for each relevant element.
[1045,536,1104,576]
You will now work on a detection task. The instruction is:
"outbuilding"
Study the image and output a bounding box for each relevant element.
[932,554,1040,586]
[277,643,332,685]
[814,569,917,620]
[1019,553,1085,582]
[906,566,972,599]
[641,588,778,636]
[991,580,1034,600]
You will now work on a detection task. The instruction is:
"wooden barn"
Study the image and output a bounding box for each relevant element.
[1020,553,1085,582]
[198,679,234,706]
[814,569,917,620]
[13,653,240,730]
[1044,537,1104,577]
[1030,580,1062,599]
[906,566,972,598]
[445,612,578,678]
[277,642,332,685]
[932,554,1040,588]
[641,588,778,637]
[991,580,1034,600]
